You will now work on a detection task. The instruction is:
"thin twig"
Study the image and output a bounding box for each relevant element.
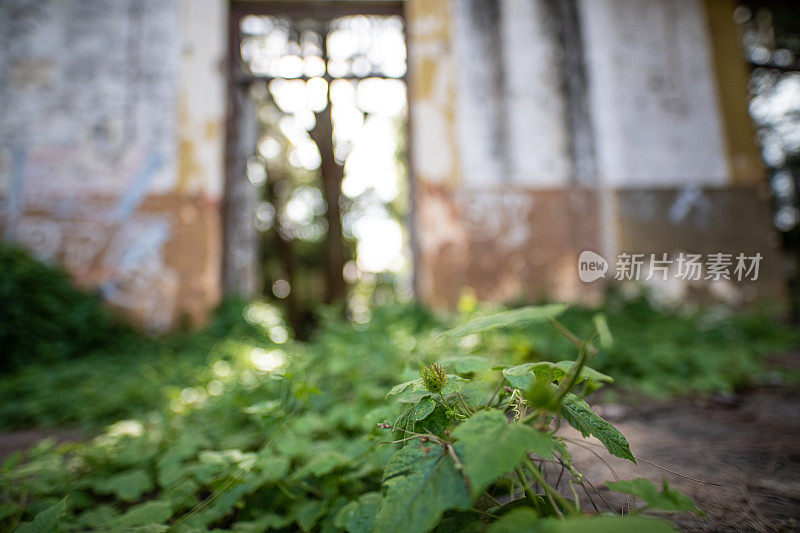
[486,378,505,407]
[564,438,629,515]
[563,437,722,486]
[483,491,503,507]
[582,476,619,516]
[547,318,584,349]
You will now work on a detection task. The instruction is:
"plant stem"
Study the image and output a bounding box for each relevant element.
[515,466,542,515]
[484,491,503,507]
[438,392,453,411]
[486,378,505,406]
[547,318,584,349]
[553,346,589,405]
[524,457,575,518]
[456,392,474,415]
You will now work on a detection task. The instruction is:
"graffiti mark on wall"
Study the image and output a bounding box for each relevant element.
[4,148,180,331]
[453,189,533,248]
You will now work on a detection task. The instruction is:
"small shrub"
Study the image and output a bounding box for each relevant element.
[0,244,125,371]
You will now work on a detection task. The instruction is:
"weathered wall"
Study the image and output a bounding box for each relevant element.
[0,0,227,330]
[407,0,782,307]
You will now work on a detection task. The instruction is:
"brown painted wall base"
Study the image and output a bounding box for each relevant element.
[414,183,785,308]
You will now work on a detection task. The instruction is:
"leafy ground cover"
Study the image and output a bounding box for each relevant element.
[0,248,797,531]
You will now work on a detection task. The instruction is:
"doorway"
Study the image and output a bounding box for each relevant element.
[224,1,411,335]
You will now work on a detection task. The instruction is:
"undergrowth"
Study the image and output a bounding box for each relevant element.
[0,245,131,372]
[0,248,796,530]
[2,303,705,532]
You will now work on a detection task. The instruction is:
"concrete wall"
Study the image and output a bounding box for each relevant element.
[0,0,227,330]
[0,0,782,324]
[407,0,781,306]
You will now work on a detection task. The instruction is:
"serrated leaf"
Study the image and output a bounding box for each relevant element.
[411,397,436,421]
[393,399,441,442]
[386,376,465,398]
[488,510,676,532]
[334,492,382,533]
[91,468,154,501]
[386,379,420,397]
[503,361,612,391]
[561,393,635,462]
[15,497,67,533]
[452,411,557,497]
[439,304,567,339]
[607,478,703,516]
[375,444,471,533]
[552,361,613,385]
[113,500,172,528]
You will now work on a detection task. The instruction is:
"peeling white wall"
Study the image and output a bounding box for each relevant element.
[499,0,572,187]
[452,0,507,187]
[0,0,181,205]
[579,0,730,187]
[177,0,227,198]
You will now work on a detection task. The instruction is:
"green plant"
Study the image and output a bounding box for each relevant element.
[0,244,129,372]
[371,305,701,531]
[0,303,707,532]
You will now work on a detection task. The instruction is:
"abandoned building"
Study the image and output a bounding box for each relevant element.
[0,0,788,330]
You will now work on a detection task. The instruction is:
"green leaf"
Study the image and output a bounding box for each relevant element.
[386,376,465,398]
[334,492,382,533]
[254,453,290,482]
[560,393,635,462]
[411,397,436,421]
[552,361,613,386]
[374,444,471,533]
[113,500,172,528]
[439,304,567,339]
[393,399,440,442]
[607,478,704,516]
[15,497,67,533]
[293,499,326,532]
[451,411,557,497]
[91,469,154,502]
[232,513,292,532]
[593,314,613,348]
[292,450,350,479]
[503,361,612,391]
[488,510,676,532]
[74,505,119,529]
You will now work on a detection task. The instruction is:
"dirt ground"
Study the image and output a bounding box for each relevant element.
[558,384,800,532]
[1,384,798,532]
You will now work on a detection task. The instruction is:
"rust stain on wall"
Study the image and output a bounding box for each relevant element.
[415,181,604,307]
[4,192,221,331]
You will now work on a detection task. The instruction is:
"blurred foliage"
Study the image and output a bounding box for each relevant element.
[0,245,130,372]
[466,293,798,397]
